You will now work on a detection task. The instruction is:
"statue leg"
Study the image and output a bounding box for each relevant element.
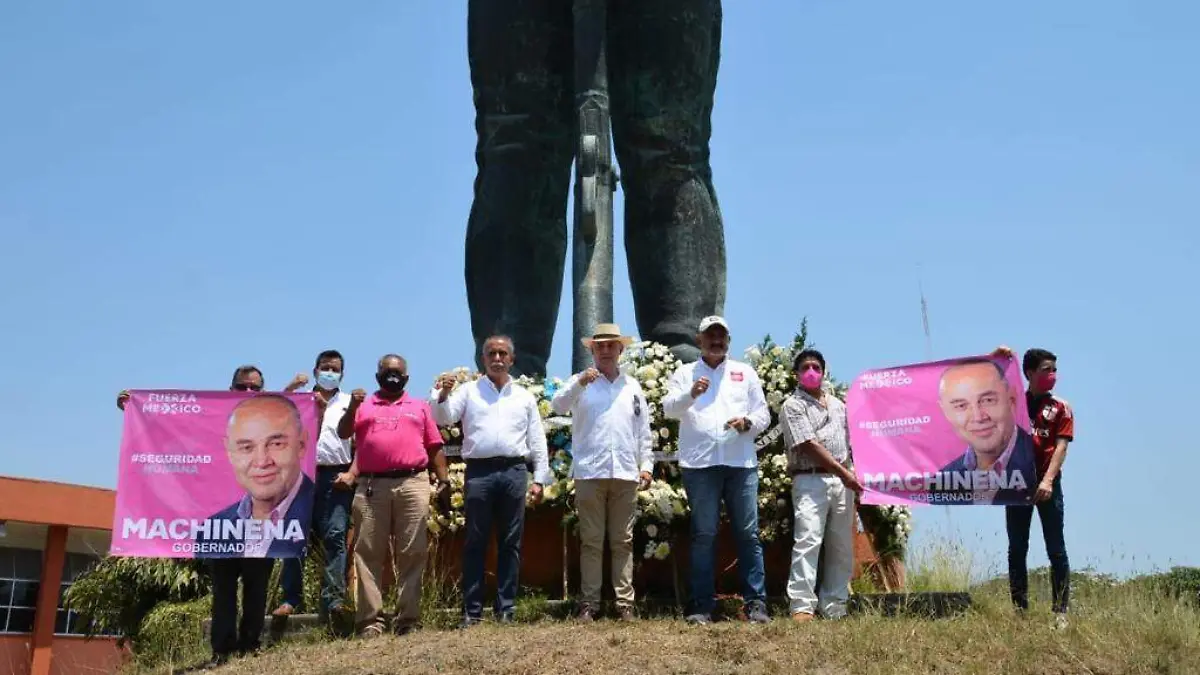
[466,0,576,377]
[608,0,726,364]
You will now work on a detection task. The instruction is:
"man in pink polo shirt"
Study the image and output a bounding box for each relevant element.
[336,353,451,637]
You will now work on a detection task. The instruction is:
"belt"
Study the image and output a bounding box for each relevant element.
[359,468,424,479]
[317,463,352,473]
[464,456,528,468]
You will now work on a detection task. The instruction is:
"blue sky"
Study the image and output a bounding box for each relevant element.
[2,1,1196,580]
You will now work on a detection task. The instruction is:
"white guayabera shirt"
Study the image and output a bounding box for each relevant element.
[663,357,771,469]
[550,372,654,481]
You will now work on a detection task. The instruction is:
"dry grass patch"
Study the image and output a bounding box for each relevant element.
[201,592,1199,675]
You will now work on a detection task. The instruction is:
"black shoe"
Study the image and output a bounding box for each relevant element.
[202,653,230,670]
[459,616,482,630]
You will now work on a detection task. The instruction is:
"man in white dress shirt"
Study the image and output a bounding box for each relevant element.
[664,316,771,624]
[275,350,355,624]
[550,324,653,622]
[432,335,551,626]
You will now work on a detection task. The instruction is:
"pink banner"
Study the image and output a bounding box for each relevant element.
[111,391,318,558]
[846,355,1034,506]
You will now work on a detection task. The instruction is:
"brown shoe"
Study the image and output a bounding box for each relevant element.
[791,612,815,623]
[271,603,295,617]
[576,603,596,623]
[617,606,636,622]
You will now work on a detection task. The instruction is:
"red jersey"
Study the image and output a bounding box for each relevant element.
[1026,392,1075,478]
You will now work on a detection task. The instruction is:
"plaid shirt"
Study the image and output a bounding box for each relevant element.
[779,389,851,473]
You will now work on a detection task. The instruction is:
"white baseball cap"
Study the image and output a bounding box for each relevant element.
[698,315,729,332]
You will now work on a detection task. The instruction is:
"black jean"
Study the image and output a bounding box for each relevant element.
[209,557,273,657]
[465,0,726,375]
[1005,475,1070,613]
[462,459,528,619]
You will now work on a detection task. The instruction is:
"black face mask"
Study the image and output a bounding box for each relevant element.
[377,370,408,393]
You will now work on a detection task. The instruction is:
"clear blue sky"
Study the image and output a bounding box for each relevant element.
[2,1,1196,580]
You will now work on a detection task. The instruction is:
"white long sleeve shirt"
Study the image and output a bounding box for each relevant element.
[550,371,654,481]
[663,357,771,469]
[430,376,552,486]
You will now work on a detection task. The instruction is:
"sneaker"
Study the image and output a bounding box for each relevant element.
[1053,613,1069,631]
[685,613,712,625]
[357,624,384,639]
[746,603,770,624]
[576,603,597,622]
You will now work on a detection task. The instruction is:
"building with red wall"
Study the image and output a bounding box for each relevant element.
[0,476,126,675]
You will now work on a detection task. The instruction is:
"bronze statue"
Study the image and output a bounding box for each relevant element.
[464,0,727,376]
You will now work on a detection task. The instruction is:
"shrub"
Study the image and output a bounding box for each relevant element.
[64,557,210,644]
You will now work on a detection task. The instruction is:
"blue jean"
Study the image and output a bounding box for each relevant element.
[681,466,767,615]
[281,465,352,615]
[463,459,528,619]
[1006,475,1070,613]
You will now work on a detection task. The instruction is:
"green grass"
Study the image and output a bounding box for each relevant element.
[122,553,1200,674]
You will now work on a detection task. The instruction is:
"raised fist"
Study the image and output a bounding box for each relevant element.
[350,388,367,405]
[286,373,309,392]
[690,376,711,399]
[438,374,457,393]
[580,368,600,385]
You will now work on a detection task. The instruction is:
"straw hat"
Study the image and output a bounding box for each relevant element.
[580,323,634,348]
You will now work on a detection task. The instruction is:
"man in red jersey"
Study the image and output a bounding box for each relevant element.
[993,345,1074,629]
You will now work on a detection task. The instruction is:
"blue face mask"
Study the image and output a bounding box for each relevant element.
[316,370,342,391]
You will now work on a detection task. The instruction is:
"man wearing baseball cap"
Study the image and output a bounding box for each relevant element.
[664,316,771,624]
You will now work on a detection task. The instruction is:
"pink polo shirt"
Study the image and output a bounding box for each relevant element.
[354,392,443,473]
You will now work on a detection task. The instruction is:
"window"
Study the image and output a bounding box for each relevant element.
[0,547,42,634]
[0,547,117,637]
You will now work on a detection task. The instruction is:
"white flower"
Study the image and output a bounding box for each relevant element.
[653,542,671,560]
[659,427,670,439]
[645,524,658,538]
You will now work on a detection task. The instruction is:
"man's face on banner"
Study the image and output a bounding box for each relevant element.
[938,362,1016,460]
[224,396,306,509]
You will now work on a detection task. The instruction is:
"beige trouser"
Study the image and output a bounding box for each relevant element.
[789,474,854,618]
[575,478,638,607]
[351,474,431,630]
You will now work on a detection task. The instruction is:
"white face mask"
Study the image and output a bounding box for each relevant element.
[316,370,342,391]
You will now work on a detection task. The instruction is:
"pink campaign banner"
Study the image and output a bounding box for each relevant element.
[846,355,1035,506]
[111,391,318,558]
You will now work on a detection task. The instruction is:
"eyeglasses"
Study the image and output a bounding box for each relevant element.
[233,383,263,392]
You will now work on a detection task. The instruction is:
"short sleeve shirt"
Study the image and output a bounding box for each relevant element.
[1027,392,1075,477]
[780,389,851,472]
[354,392,443,473]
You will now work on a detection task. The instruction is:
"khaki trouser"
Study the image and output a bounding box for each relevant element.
[350,474,431,630]
[575,478,638,607]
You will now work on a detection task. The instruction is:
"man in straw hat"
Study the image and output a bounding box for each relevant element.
[551,323,654,621]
